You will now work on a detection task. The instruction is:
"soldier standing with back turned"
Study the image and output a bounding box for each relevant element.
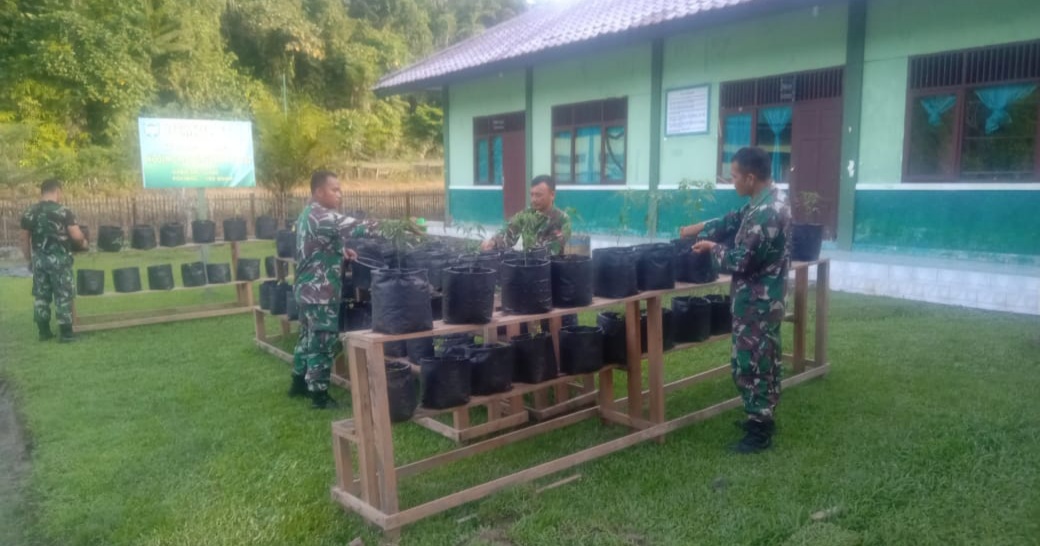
[20,179,88,342]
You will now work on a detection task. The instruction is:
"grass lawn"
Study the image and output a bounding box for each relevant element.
[1,243,1038,545]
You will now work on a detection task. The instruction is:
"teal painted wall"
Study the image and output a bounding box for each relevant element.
[449,186,748,239]
[532,44,653,185]
[854,190,1040,257]
[661,3,848,185]
[858,0,1040,183]
[447,71,526,187]
[448,189,503,226]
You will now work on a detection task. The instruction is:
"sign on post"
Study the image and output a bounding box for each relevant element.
[138,118,256,189]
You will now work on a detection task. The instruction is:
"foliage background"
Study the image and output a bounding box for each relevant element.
[0,0,524,195]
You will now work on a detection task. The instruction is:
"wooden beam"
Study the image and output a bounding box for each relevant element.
[383,364,830,530]
[458,411,529,442]
[396,407,598,479]
[527,390,598,421]
[330,487,390,529]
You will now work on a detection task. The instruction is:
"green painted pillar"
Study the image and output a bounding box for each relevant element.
[442,85,451,225]
[647,38,664,238]
[838,0,866,250]
[525,66,534,209]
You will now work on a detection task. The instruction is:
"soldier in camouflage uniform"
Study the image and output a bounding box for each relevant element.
[683,147,791,454]
[482,175,571,256]
[289,170,375,409]
[20,179,88,342]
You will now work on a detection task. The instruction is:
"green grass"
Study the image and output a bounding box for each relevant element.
[1,244,1039,545]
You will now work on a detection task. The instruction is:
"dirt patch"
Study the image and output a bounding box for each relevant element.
[0,377,33,545]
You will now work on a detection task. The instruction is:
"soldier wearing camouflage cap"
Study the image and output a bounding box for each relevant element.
[682,147,792,454]
[288,170,374,409]
[20,179,88,342]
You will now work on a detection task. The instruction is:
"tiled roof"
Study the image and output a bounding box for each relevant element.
[376,0,768,93]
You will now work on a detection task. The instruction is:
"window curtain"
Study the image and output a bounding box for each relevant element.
[604,126,625,182]
[975,84,1037,134]
[920,95,957,127]
[760,106,792,181]
[553,131,572,182]
[492,135,504,185]
[477,138,489,183]
[723,113,753,175]
[575,126,601,184]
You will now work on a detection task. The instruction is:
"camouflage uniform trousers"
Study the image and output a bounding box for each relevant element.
[293,303,341,392]
[32,254,75,326]
[730,303,783,423]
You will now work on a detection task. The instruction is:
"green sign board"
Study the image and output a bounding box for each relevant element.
[138,118,256,189]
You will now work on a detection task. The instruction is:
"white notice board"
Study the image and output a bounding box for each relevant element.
[665,85,710,136]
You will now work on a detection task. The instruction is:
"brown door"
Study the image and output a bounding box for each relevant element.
[791,98,843,238]
[501,130,527,217]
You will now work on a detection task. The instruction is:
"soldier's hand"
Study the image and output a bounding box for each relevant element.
[343,248,359,262]
[480,239,494,251]
[680,222,705,239]
[692,240,716,253]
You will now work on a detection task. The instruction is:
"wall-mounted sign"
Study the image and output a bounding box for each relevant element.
[665,85,711,136]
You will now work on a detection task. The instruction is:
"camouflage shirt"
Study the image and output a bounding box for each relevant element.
[20,201,77,261]
[294,201,374,304]
[491,206,572,255]
[701,185,792,323]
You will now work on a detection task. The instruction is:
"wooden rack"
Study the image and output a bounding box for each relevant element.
[72,241,254,332]
[330,259,831,534]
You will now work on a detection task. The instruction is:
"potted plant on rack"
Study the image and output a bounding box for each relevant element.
[791,190,824,262]
[590,191,639,299]
[499,210,552,315]
[370,219,434,334]
[551,207,593,308]
[671,179,718,284]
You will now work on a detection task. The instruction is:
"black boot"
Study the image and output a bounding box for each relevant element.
[310,390,339,410]
[287,374,308,398]
[37,321,54,341]
[730,419,775,454]
[58,324,76,343]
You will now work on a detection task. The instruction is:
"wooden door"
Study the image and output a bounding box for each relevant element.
[791,98,843,238]
[501,130,527,218]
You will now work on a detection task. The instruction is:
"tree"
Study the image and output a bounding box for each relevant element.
[254,99,337,219]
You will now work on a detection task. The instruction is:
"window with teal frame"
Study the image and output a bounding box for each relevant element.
[551,98,627,184]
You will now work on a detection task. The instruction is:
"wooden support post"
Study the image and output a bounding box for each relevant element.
[348,343,381,507]
[548,316,567,405]
[361,342,400,514]
[645,296,666,443]
[254,308,268,343]
[624,300,644,419]
[793,267,809,373]
[597,367,615,423]
[814,260,830,367]
[332,424,359,495]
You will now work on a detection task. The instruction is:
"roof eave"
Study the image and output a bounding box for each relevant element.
[373,0,835,97]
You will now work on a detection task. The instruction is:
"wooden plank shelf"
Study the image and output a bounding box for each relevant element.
[344,276,734,345]
[72,240,256,333]
[405,366,619,423]
[85,280,251,297]
[330,259,832,534]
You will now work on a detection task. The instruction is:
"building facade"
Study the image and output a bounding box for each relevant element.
[379,0,1040,265]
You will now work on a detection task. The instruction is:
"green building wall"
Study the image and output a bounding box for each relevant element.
[444,0,1040,259]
